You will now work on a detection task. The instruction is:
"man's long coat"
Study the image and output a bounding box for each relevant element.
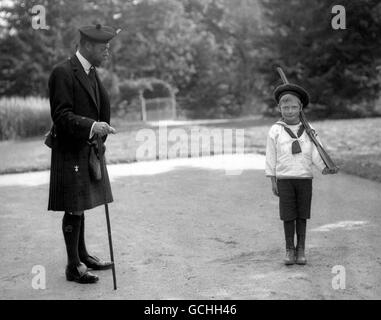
[48,54,113,212]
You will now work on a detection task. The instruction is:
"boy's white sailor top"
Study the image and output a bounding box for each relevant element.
[265,121,326,179]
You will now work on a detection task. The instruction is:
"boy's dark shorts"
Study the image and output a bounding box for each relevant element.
[277,178,312,221]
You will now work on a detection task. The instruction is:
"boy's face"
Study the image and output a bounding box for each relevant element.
[278,94,302,124]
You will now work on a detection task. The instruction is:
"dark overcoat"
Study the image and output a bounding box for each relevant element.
[48,54,113,212]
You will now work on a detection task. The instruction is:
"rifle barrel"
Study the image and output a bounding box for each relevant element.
[276,67,289,84]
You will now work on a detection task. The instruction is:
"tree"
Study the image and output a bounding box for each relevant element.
[258,0,381,117]
[0,0,131,96]
[182,0,264,117]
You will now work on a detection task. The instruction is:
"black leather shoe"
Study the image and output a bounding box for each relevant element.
[65,262,99,284]
[82,255,113,270]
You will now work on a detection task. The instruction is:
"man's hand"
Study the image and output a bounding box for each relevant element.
[92,122,116,137]
[322,167,339,175]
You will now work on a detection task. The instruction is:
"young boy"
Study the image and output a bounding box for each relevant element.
[265,83,338,265]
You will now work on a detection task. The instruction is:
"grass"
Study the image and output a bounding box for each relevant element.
[0,97,51,140]
[0,117,380,183]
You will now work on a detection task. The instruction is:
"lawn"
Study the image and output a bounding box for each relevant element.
[0,117,380,183]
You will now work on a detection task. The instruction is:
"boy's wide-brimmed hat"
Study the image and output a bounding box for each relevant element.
[274,83,310,108]
[79,24,121,43]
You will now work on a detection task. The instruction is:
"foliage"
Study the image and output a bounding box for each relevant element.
[0,96,51,140]
[1,0,381,119]
[258,0,381,117]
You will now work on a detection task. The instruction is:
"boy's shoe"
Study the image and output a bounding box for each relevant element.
[296,247,307,265]
[284,248,295,265]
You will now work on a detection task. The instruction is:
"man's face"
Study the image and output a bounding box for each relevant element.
[88,42,110,67]
[278,94,302,124]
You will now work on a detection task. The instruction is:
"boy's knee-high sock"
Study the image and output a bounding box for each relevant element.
[78,214,90,260]
[62,212,81,266]
[283,220,295,249]
[296,218,307,249]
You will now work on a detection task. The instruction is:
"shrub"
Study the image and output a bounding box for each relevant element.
[0,96,51,140]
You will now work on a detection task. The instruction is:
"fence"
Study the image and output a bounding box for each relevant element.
[144,97,176,121]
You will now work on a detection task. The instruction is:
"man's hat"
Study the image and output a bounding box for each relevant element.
[274,83,310,108]
[79,24,121,43]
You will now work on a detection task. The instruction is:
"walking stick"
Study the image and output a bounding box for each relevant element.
[97,136,117,290]
[276,67,339,172]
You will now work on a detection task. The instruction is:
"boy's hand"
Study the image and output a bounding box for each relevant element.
[322,167,329,175]
[270,176,279,197]
[272,181,279,197]
[322,167,339,175]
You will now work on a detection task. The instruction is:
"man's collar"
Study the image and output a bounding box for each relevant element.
[75,50,92,74]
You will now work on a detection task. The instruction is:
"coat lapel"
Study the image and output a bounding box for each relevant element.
[70,55,99,113]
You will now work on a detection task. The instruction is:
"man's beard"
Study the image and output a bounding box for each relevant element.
[92,58,102,67]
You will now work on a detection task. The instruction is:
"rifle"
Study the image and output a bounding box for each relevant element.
[276,67,338,172]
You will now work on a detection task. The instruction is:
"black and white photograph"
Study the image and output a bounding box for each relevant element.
[0,0,381,305]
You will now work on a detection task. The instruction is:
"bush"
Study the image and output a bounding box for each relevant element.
[116,78,176,118]
[0,97,51,140]
[97,68,120,111]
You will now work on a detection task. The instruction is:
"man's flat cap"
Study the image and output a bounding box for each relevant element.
[274,83,310,108]
[79,24,121,43]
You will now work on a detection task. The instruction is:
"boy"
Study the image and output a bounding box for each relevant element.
[265,83,338,265]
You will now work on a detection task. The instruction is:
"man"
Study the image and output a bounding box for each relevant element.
[48,24,119,284]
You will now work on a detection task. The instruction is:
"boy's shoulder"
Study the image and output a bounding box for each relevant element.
[267,121,283,137]
[270,119,287,130]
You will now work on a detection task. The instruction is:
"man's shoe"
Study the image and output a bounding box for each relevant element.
[82,255,113,270]
[296,247,307,265]
[65,262,99,283]
[284,248,295,265]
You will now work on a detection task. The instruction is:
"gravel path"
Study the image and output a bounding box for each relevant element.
[0,154,380,299]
